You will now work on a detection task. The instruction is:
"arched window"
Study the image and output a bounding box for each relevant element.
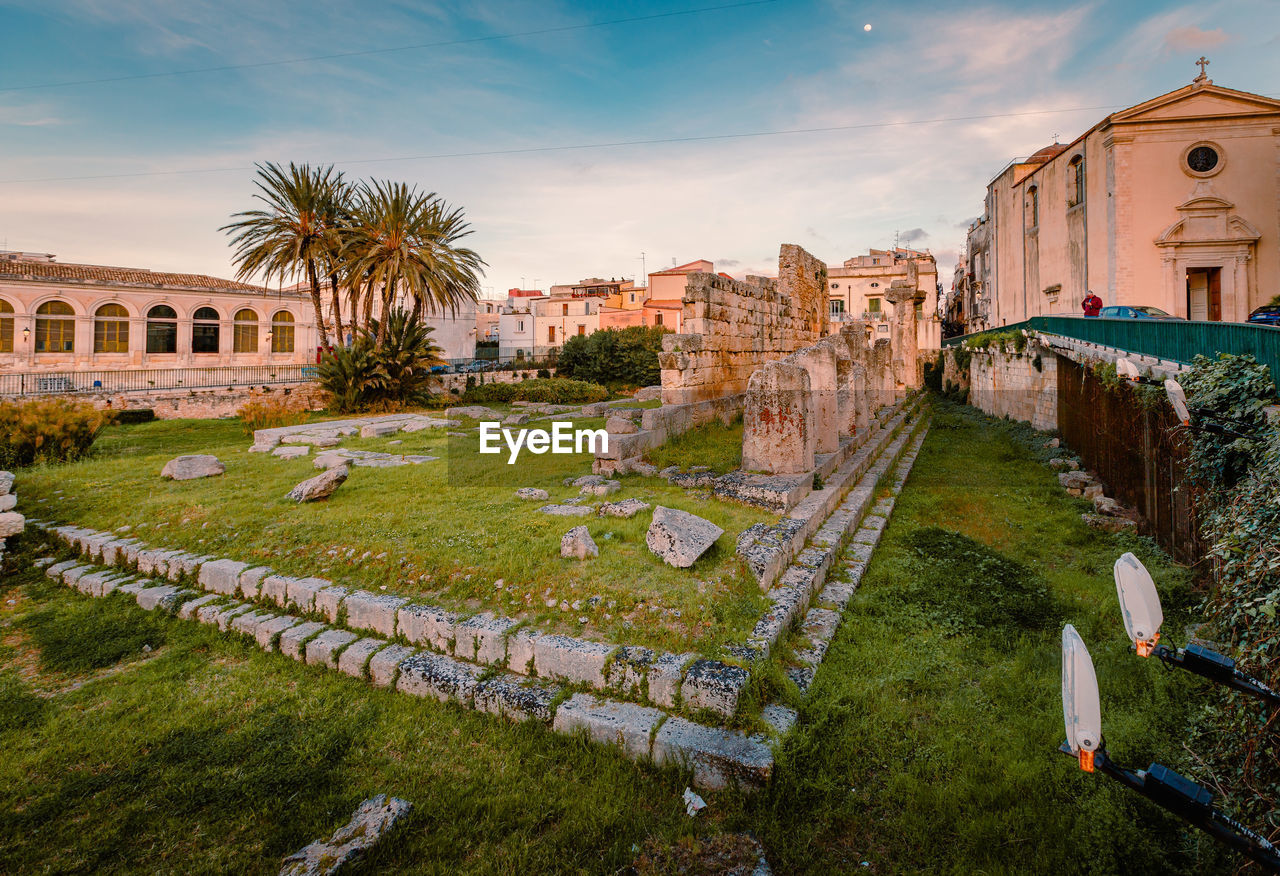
[146,305,178,354]
[192,306,220,354]
[94,303,129,353]
[0,299,13,353]
[1068,155,1085,207]
[270,310,295,353]
[233,308,259,353]
[35,301,75,353]
[1027,186,1039,228]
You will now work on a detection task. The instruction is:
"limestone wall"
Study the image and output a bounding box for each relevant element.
[657,244,830,405]
[20,384,328,420]
[946,340,1058,430]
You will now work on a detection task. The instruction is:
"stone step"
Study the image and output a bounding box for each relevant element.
[29,552,773,792]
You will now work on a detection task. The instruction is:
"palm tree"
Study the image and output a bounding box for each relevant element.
[221,162,342,350]
[341,180,485,347]
[316,174,352,345]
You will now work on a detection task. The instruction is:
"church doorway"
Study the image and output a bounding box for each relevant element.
[1186,267,1222,321]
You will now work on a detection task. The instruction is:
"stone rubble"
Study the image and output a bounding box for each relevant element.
[287,466,349,503]
[646,506,724,568]
[560,525,598,560]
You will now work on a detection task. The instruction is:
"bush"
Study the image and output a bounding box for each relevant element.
[460,377,608,405]
[1181,353,1274,491]
[113,409,156,425]
[316,309,445,414]
[556,325,666,388]
[235,396,309,436]
[0,399,114,469]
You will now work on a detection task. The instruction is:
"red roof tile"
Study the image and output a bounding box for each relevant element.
[0,259,271,293]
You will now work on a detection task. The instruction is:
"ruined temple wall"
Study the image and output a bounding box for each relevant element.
[657,245,830,405]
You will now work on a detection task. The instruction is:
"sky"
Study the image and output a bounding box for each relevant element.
[1,0,1277,298]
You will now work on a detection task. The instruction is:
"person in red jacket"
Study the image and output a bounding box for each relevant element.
[1082,291,1103,317]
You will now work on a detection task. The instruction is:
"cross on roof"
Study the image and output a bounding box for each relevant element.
[1195,56,1210,79]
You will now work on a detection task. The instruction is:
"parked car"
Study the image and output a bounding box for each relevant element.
[430,364,452,374]
[1247,303,1280,326]
[1097,305,1185,320]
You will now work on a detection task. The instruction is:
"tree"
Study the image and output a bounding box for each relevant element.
[221,162,344,350]
[341,180,485,346]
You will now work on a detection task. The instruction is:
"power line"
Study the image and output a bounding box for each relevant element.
[0,0,781,93]
[0,102,1136,185]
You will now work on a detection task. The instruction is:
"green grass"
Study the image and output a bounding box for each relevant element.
[16,412,772,655]
[644,415,744,473]
[0,399,1235,874]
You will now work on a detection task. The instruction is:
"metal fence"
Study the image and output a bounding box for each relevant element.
[0,364,318,397]
[944,316,1280,381]
[1057,356,1203,566]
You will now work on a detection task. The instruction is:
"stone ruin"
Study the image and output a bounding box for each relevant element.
[656,244,830,406]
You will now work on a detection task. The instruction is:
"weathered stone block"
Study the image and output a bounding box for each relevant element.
[533,635,613,688]
[474,676,559,723]
[279,621,329,660]
[255,615,300,651]
[651,717,773,791]
[259,574,293,607]
[397,603,458,653]
[648,652,695,709]
[742,359,815,474]
[368,644,416,687]
[646,506,723,568]
[178,593,220,620]
[681,659,748,717]
[135,584,184,613]
[552,693,664,760]
[239,566,271,599]
[305,628,359,667]
[396,652,482,704]
[506,629,543,676]
[454,613,519,665]
[286,576,332,613]
[603,646,655,698]
[198,558,249,595]
[337,638,385,678]
[343,591,408,638]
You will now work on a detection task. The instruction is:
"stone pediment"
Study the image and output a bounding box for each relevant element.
[1156,192,1261,246]
[1112,83,1280,125]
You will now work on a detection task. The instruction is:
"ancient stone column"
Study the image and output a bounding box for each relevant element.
[742,359,815,474]
[787,343,839,454]
[884,280,926,391]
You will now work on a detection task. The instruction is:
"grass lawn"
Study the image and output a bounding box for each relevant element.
[0,397,1232,874]
[16,409,771,655]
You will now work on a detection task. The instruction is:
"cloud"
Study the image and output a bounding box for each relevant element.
[1161,25,1231,54]
[898,228,930,243]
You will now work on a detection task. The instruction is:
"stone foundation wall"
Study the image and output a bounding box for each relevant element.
[657,244,830,406]
[945,340,1058,430]
[20,384,328,420]
[436,368,553,394]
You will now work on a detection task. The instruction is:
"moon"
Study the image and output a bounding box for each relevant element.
[863,23,872,31]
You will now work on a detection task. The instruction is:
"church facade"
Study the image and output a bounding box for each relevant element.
[964,64,1280,328]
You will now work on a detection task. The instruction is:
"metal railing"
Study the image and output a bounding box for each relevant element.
[0,364,318,397]
[943,316,1280,381]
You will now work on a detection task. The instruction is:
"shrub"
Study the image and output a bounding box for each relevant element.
[556,325,666,388]
[1180,353,1274,491]
[315,309,444,413]
[460,377,608,405]
[236,396,308,436]
[113,409,156,425]
[0,399,114,469]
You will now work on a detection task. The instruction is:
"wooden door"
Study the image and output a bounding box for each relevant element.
[1207,268,1222,322]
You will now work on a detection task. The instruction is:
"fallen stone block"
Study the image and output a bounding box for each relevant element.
[1083,513,1138,533]
[279,621,329,660]
[646,506,724,568]
[360,422,402,438]
[280,794,413,876]
[0,471,12,495]
[0,512,27,539]
[598,498,650,518]
[560,525,598,560]
[287,466,349,503]
[160,454,225,480]
[273,446,310,460]
[396,652,482,704]
[553,693,664,760]
[514,487,549,501]
[538,504,594,517]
